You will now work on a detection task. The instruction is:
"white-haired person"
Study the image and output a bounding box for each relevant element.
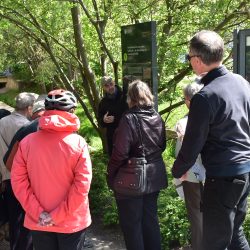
[174,82,205,250]
[0,92,37,250]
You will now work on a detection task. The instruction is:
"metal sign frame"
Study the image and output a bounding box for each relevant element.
[121,21,158,109]
[233,29,250,82]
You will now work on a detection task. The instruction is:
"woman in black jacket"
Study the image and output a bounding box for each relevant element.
[107,80,167,250]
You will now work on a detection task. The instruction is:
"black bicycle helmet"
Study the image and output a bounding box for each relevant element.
[45,89,77,111]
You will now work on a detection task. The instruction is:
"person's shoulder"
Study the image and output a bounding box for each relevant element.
[116,111,132,127]
[232,72,250,86]
[16,120,39,141]
[99,94,110,106]
[18,131,36,146]
[123,109,135,119]
[0,112,12,122]
[68,132,87,143]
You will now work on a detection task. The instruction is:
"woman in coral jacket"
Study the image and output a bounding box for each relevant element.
[11,89,92,250]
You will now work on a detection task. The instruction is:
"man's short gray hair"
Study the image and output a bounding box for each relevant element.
[183,82,203,100]
[15,92,38,111]
[190,30,224,65]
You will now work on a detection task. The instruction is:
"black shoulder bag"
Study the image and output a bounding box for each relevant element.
[113,113,147,196]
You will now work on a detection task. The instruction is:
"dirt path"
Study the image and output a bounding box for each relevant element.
[85,216,125,250]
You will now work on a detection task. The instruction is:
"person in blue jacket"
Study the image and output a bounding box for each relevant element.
[172,30,250,250]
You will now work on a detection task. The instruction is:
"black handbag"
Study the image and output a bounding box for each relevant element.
[113,114,147,196]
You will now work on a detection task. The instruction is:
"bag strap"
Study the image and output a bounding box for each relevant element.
[132,113,145,157]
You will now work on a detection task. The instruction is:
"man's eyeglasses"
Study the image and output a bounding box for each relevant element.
[185,54,200,62]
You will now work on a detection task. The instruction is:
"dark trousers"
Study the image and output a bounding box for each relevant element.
[107,127,116,157]
[183,181,203,250]
[31,229,86,250]
[3,180,33,250]
[116,191,161,250]
[203,173,250,250]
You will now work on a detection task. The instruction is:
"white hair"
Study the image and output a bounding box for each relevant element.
[183,82,203,100]
[15,92,37,111]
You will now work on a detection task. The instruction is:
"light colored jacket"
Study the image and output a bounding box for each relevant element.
[11,110,92,233]
[0,111,29,181]
[175,115,205,183]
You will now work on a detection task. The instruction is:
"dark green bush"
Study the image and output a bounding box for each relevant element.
[0,89,18,107]
[159,188,190,249]
[88,150,119,225]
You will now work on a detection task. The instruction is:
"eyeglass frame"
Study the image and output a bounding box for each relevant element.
[185,54,201,62]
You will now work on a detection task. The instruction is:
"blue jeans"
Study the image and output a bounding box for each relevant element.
[31,229,86,250]
[116,191,161,250]
[203,173,250,250]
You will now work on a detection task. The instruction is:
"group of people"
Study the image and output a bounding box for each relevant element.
[101,30,250,250]
[0,29,249,250]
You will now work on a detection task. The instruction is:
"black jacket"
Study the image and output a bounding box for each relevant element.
[98,85,127,155]
[98,85,127,129]
[172,66,250,178]
[107,106,167,197]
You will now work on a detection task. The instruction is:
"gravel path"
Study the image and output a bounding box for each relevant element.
[85,216,125,250]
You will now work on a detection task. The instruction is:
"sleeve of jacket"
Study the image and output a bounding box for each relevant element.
[107,115,133,189]
[50,141,92,224]
[174,117,187,158]
[11,143,44,221]
[161,117,167,151]
[98,100,107,128]
[172,94,211,178]
[5,141,19,171]
[3,125,26,165]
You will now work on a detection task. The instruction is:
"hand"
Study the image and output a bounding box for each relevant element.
[180,172,188,181]
[38,211,54,227]
[103,112,114,124]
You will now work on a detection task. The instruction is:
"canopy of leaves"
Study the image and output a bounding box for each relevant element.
[0,0,249,141]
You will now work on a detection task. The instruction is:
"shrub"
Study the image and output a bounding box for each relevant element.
[88,150,119,225]
[158,187,190,249]
[0,89,18,107]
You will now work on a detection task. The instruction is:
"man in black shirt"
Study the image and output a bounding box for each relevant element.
[172,30,250,250]
[98,76,127,156]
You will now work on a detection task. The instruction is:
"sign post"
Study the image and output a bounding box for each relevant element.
[233,29,250,82]
[121,21,158,109]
